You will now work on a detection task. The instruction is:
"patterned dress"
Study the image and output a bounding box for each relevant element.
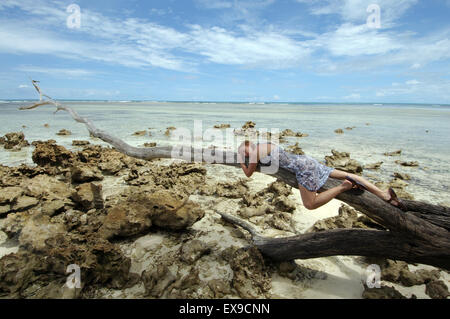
[259,144,334,192]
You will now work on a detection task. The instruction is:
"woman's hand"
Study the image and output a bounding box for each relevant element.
[340,179,354,191]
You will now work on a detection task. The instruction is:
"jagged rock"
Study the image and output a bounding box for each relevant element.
[12,196,39,212]
[325,150,363,175]
[71,164,104,183]
[0,233,132,298]
[141,261,177,298]
[308,204,358,232]
[207,279,232,298]
[179,240,211,264]
[99,190,204,240]
[272,195,296,212]
[19,214,66,251]
[44,124,50,128]
[425,280,450,299]
[242,121,256,130]
[364,258,441,287]
[281,129,308,138]
[71,183,104,211]
[98,151,126,175]
[395,160,419,167]
[214,124,231,129]
[32,141,75,168]
[365,162,383,170]
[133,130,147,136]
[200,179,249,199]
[394,172,411,180]
[1,132,30,151]
[285,143,304,155]
[225,246,271,298]
[143,143,157,148]
[165,127,176,136]
[334,129,344,134]
[384,150,402,156]
[238,204,273,218]
[72,140,90,146]
[0,187,24,205]
[268,212,294,232]
[24,174,73,200]
[362,285,406,299]
[56,129,71,136]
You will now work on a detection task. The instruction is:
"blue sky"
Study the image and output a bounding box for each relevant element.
[0,0,449,103]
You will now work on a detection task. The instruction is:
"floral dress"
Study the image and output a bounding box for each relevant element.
[259,144,334,192]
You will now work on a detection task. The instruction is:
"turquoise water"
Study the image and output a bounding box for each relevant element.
[1,101,449,205]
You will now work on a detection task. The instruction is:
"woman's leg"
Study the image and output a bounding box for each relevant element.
[298,181,353,210]
[329,169,391,202]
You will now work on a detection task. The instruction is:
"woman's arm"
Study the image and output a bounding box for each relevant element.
[240,162,258,178]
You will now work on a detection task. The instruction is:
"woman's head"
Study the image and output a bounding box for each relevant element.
[238,140,257,158]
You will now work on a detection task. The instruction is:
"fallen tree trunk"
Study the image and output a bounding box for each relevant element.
[19,80,450,270]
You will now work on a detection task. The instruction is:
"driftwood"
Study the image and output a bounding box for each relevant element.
[19,80,450,270]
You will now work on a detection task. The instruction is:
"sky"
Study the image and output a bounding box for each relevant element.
[0,0,450,103]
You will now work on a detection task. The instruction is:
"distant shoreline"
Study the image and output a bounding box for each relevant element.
[1,100,449,107]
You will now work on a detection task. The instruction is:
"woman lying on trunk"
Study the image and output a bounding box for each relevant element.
[238,141,406,211]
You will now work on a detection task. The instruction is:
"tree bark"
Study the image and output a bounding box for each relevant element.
[19,81,450,270]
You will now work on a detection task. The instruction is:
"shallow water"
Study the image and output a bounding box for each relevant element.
[1,101,449,204]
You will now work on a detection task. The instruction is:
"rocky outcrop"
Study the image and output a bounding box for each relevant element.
[32,140,76,168]
[133,130,147,136]
[99,189,204,240]
[334,129,344,134]
[308,204,385,232]
[425,280,450,299]
[384,150,402,156]
[280,129,308,138]
[362,285,407,299]
[56,129,72,136]
[395,160,419,167]
[1,132,30,151]
[71,164,104,183]
[72,140,90,146]
[285,143,305,155]
[364,162,383,170]
[325,150,363,175]
[214,124,231,129]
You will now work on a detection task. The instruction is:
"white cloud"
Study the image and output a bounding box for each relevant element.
[16,66,96,77]
[344,93,361,100]
[406,79,420,85]
[298,0,418,25]
[18,84,29,88]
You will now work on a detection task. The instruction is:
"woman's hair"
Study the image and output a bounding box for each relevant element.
[238,140,256,155]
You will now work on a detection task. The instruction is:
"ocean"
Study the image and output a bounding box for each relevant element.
[1,100,449,205]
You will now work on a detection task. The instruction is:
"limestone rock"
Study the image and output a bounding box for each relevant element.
[325,150,363,175]
[1,132,30,151]
[384,150,402,156]
[362,285,406,299]
[425,280,450,299]
[71,164,104,183]
[71,183,104,211]
[56,129,71,136]
[32,141,75,168]
[285,143,305,155]
[179,239,211,264]
[72,140,90,146]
